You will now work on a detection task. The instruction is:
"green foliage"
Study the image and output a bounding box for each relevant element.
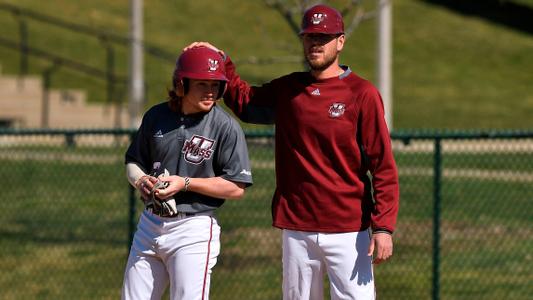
[1,0,532,129]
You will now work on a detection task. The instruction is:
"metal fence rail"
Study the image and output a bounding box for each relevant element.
[1,129,532,299]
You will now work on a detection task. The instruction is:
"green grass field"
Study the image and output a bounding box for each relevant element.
[0,0,532,129]
[1,133,532,299]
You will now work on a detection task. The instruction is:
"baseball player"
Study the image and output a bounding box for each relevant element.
[121,46,253,300]
[186,4,399,300]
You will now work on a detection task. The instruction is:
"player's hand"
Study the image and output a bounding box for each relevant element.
[135,175,158,201]
[183,41,225,57]
[153,175,185,199]
[368,232,393,265]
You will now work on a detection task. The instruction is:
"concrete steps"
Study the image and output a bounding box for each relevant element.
[0,76,42,127]
[0,69,129,128]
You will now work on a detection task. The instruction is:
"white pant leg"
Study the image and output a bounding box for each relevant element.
[162,216,221,300]
[319,230,375,300]
[122,212,169,300]
[282,230,325,300]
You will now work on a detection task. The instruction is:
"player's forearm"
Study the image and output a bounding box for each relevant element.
[188,177,246,200]
[126,162,148,187]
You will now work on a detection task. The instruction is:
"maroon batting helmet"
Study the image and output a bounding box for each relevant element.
[300,4,344,35]
[173,46,227,99]
[175,46,227,82]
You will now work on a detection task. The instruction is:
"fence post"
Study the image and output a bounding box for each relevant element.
[128,132,136,249]
[11,8,28,86]
[432,137,442,300]
[64,132,76,148]
[128,184,136,249]
[101,38,116,108]
[107,44,115,109]
[41,61,61,128]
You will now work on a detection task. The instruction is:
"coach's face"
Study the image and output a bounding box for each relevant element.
[182,79,221,114]
[302,33,344,71]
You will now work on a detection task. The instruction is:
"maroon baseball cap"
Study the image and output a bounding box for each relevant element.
[300,4,344,35]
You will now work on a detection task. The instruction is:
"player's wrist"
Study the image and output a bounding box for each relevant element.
[182,177,191,192]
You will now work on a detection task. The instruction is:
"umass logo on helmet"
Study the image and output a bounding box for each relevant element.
[208,58,219,71]
[182,135,215,164]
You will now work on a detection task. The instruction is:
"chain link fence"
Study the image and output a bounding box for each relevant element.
[1,129,532,299]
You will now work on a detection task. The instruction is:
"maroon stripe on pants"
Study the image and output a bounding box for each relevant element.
[201,217,214,300]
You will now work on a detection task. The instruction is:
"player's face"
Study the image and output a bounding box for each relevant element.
[181,79,221,114]
[302,33,345,71]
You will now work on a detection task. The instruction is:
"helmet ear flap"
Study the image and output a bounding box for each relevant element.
[175,80,185,97]
[217,82,227,99]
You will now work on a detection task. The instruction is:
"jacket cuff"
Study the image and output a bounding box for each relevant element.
[372,228,393,235]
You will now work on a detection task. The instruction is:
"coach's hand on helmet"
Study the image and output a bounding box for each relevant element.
[183,41,225,57]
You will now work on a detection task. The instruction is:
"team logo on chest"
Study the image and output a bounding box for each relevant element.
[182,135,215,164]
[328,102,346,118]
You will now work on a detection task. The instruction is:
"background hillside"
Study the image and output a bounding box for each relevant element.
[0,0,532,129]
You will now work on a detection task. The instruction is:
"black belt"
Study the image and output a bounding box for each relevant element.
[149,209,215,219]
[182,210,215,218]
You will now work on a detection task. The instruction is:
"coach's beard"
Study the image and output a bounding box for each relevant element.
[306,53,338,72]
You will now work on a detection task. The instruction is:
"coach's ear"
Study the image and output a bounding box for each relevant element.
[175,81,185,97]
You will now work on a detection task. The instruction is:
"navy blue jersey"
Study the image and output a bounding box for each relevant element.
[126,102,253,213]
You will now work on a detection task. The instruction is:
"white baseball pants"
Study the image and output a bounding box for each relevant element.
[122,211,220,300]
[282,229,375,300]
